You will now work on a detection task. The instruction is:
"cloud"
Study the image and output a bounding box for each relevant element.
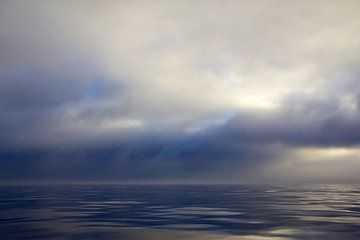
[0,0,360,182]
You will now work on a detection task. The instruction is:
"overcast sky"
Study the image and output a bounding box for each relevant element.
[1,0,360,183]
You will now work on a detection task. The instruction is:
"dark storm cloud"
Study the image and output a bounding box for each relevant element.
[0,70,86,111]
[0,67,118,152]
[1,94,359,182]
[222,98,360,147]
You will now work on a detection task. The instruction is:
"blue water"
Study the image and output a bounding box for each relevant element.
[0,184,359,239]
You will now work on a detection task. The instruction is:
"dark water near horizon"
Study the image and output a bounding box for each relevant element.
[0,184,360,239]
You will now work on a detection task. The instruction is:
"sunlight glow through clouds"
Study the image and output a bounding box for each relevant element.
[294,147,360,162]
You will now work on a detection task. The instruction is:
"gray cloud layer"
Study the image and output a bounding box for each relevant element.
[1,0,360,183]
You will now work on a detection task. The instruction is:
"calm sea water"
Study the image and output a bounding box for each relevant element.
[0,184,359,239]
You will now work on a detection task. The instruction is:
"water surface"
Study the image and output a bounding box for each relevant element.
[0,184,359,239]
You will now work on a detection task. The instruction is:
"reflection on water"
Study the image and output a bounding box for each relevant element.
[0,184,359,239]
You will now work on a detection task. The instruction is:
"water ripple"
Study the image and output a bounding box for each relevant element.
[0,184,359,239]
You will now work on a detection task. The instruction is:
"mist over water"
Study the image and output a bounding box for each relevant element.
[0,184,359,239]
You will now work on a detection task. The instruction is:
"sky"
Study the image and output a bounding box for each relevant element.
[1,0,360,183]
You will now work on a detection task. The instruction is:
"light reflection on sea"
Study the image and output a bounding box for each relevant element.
[0,184,359,239]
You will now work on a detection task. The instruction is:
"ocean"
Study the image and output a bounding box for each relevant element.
[0,184,359,239]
